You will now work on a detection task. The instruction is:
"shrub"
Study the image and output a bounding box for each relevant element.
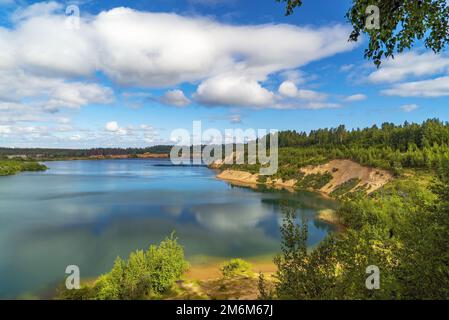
[297,172,332,190]
[91,234,189,300]
[330,178,361,198]
[220,259,253,278]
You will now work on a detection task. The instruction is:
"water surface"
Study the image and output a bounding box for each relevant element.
[0,159,336,298]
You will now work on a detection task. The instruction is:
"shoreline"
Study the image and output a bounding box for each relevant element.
[216,169,331,198]
[215,169,345,228]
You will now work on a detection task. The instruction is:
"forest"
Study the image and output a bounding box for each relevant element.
[276,118,449,171]
[0,145,172,159]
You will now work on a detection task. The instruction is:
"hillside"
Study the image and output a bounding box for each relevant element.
[217,159,392,198]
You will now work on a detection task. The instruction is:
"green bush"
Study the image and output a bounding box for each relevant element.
[0,160,46,176]
[60,234,189,300]
[297,173,332,190]
[220,259,253,278]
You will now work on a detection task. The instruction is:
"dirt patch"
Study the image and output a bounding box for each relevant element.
[216,170,297,192]
[216,170,259,185]
[167,259,277,300]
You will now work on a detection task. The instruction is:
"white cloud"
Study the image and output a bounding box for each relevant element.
[92,8,352,87]
[280,70,307,85]
[344,93,367,102]
[194,74,276,107]
[368,52,449,84]
[400,104,419,112]
[105,121,119,132]
[69,134,82,141]
[278,81,326,101]
[296,89,327,101]
[160,89,190,107]
[0,70,113,111]
[0,5,354,105]
[382,76,449,97]
[278,81,298,98]
[0,3,358,146]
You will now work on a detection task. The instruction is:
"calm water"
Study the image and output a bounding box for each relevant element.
[0,159,336,298]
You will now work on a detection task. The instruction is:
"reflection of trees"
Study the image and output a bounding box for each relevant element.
[312,218,335,233]
[260,189,337,210]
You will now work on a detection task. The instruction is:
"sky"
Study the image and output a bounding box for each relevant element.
[1,0,449,148]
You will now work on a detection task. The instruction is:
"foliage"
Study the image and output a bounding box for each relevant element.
[262,174,449,299]
[220,259,254,278]
[297,172,332,190]
[59,234,189,300]
[0,160,47,176]
[330,178,361,198]
[277,0,449,67]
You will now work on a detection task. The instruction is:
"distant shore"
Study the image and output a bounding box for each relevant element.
[40,153,170,161]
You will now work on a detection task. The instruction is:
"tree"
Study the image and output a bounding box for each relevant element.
[276,0,449,66]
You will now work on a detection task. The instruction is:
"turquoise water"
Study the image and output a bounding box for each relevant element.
[0,159,336,298]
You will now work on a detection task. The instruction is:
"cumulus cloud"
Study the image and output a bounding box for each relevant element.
[0,5,354,108]
[382,76,449,97]
[278,81,326,101]
[0,70,113,112]
[0,3,357,146]
[105,121,119,132]
[368,52,449,84]
[278,81,298,98]
[194,74,276,107]
[160,89,191,107]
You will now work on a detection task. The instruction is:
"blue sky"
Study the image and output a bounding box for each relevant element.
[1,0,449,148]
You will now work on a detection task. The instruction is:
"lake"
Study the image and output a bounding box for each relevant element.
[0,159,336,298]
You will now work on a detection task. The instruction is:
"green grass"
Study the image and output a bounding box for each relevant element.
[0,160,47,176]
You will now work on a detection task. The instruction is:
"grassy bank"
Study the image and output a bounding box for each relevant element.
[0,160,47,176]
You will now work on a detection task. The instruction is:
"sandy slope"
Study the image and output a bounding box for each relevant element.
[216,159,392,196]
[300,159,392,194]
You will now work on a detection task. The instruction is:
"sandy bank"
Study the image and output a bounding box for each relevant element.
[216,159,393,197]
